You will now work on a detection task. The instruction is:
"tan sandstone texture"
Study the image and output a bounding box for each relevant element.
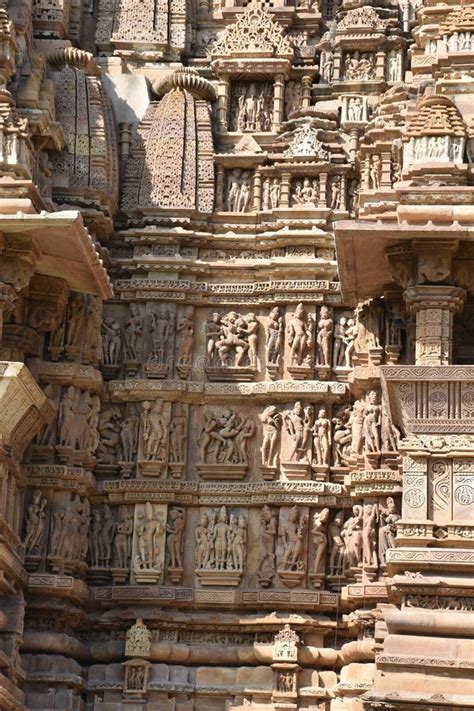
[0,0,472,708]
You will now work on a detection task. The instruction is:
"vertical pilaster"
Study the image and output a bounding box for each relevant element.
[272,74,285,132]
[217,75,230,133]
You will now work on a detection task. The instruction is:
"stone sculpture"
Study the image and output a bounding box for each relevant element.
[260,405,282,471]
[4,0,472,707]
[278,506,308,586]
[287,303,313,370]
[258,504,278,587]
[195,506,247,584]
[266,306,284,369]
[23,490,48,556]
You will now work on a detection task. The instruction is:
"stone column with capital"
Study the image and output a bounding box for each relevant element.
[404,284,466,366]
[272,74,285,132]
[216,75,230,133]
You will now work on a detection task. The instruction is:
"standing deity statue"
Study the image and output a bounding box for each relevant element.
[332,406,352,467]
[279,506,308,571]
[378,497,400,565]
[284,402,312,461]
[287,303,313,367]
[136,503,164,570]
[166,507,185,570]
[195,513,211,570]
[175,306,194,366]
[381,404,400,452]
[259,505,278,584]
[328,511,345,575]
[66,293,86,348]
[49,506,67,557]
[23,490,48,555]
[363,390,382,454]
[369,155,382,190]
[148,306,174,366]
[333,317,347,367]
[212,506,231,571]
[343,505,364,569]
[120,408,139,463]
[270,178,280,209]
[312,508,330,575]
[169,404,187,464]
[350,398,366,457]
[123,304,143,361]
[312,406,332,467]
[343,318,358,367]
[58,386,79,449]
[101,317,122,365]
[84,296,103,357]
[362,503,379,567]
[316,306,333,366]
[141,400,168,461]
[266,307,284,365]
[98,503,115,566]
[260,405,283,468]
[113,506,133,569]
[89,509,102,567]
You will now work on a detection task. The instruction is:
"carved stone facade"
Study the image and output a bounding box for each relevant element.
[0,0,473,709]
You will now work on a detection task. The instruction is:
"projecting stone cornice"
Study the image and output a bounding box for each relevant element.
[107,378,348,404]
[114,277,341,306]
[0,211,113,299]
[335,217,474,304]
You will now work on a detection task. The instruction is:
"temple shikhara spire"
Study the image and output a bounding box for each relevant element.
[0,0,472,708]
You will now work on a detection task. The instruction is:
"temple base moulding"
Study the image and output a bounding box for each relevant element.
[205,365,256,382]
[281,461,311,480]
[277,568,305,588]
[195,568,243,586]
[197,463,247,480]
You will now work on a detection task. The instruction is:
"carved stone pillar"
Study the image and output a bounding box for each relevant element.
[253,171,262,212]
[375,50,386,79]
[119,122,133,162]
[333,49,342,80]
[380,148,392,189]
[348,128,360,163]
[301,76,312,108]
[217,75,230,133]
[318,173,327,208]
[363,154,371,190]
[215,165,225,211]
[272,74,285,132]
[339,174,347,211]
[404,285,466,366]
[280,172,291,208]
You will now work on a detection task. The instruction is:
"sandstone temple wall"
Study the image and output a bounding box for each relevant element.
[0,0,472,709]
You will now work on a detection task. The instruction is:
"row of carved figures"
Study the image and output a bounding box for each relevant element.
[32,392,399,474]
[96,299,403,380]
[204,300,400,374]
[224,171,357,213]
[48,293,102,363]
[258,500,400,587]
[23,498,400,584]
[23,495,184,576]
[321,50,403,83]
[45,293,402,378]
